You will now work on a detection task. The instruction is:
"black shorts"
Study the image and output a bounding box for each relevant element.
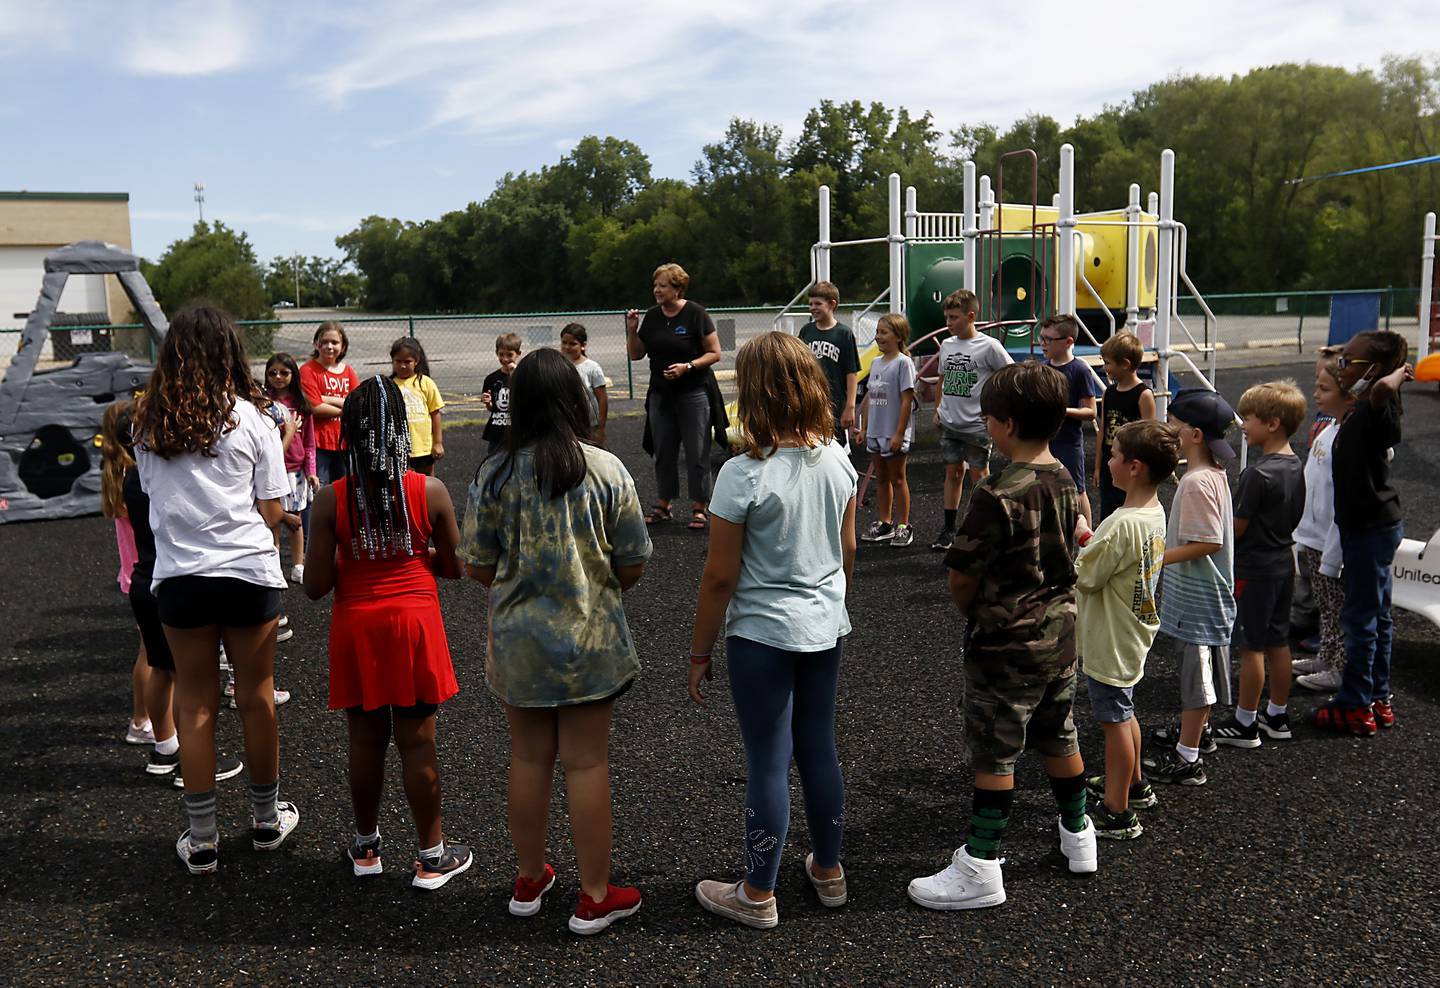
[128,579,175,672]
[1232,576,1293,651]
[347,701,439,719]
[157,575,282,630]
[409,455,435,475]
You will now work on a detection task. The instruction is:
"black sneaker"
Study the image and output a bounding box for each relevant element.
[1150,721,1217,755]
[176,830,219,875]
[146,748,180,776]
[890,524,915,547]
[1257,709,1293,740]
[174,753,245,789]
[1144,748,1208,786]
[1213,715,1262,749]
[1084,775,1157,810]
[860,520,895,542]
[349,832,383,877]
[1089,804,1143,840]
[412,842,473,891]
[930,528,955,552]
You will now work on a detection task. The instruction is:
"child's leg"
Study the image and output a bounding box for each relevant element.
[1099,721,1134,812]
[790,642,845,878]
[943,461,964,512]
[164,625,224,792]
[873,454,893,523]
[392,708,443,849]
[893,453,911,526]
[131,644,150,726]
[1179,706,1211,748]
[727,638,799,897]
[556,699,616,903]
[1127,717,1142,786]
[145,668,176,744]
[221,620,280,787]
[504,704,558,881]
[1236,648,1265,714]
[1266,645,1292,707]
[345,706,392,836]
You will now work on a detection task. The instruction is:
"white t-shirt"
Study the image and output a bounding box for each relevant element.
[936,334,1013,436]
[572,357,607,426]
[1292,421,1343,577]
[136,399,289,592]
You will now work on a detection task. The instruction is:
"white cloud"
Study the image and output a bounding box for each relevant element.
[122,0,261,76]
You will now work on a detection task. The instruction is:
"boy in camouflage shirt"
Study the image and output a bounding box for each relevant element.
[909,362,1097,911]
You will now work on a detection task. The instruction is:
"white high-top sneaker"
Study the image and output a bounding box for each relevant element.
[1057,817,1098,874]
[907,846,1005,910]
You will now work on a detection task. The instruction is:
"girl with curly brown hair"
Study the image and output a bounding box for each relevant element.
[133,305,299,875]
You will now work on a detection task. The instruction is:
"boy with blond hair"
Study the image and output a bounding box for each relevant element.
[798,281,861,447]
[931,289,1013,551]
[1214,380,1307,748]
[1074,420,1175,839]
[481,332,522,457]
[1094,332,1155,523]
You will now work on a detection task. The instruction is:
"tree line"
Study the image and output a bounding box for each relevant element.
[141,57,1439,320]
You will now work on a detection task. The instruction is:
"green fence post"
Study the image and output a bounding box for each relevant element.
[408,315,415,337]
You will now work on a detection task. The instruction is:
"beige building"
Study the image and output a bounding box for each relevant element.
[0,192,134,330]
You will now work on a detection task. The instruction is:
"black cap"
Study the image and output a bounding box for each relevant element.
[1168,388,1236,462]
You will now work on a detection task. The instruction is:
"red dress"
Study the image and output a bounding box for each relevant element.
[327,471,458,711]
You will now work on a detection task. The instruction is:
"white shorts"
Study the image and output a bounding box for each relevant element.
[865,436,911,457]
[283,469,313,514]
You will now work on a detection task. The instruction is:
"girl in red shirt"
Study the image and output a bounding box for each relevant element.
[299,322,360,486]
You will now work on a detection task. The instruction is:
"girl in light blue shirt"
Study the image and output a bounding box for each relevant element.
[688,331,857,929]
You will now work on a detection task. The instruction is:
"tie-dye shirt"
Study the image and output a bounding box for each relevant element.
[460,443,652,707]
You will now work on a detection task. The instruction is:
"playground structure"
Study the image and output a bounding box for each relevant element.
[1416,211,1439,378]
[778,145,1228,419]
[0,241,165,523]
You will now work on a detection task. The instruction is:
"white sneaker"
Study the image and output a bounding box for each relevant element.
[124,720,155,745]
[907,846,1006,910]
[273,689,291,706]
[1291,655,1328,676]
[1296,668,1343,692]
[288,564,305,583]
[1057,817,1098,874]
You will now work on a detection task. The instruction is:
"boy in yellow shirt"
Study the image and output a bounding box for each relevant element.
[1074,420,1178,839]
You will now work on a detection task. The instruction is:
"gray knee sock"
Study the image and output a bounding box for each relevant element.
[183,790,218,846]
[251,780,279,826]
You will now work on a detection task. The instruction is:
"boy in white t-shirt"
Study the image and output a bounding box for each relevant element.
[931,289,1012,551]
[1074,420,1176,840]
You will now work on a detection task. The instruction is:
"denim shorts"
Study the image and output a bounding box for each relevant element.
[939,428,990,469]
[1087,676,1135,723]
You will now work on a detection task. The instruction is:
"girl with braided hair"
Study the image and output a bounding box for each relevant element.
[303,375,472,889]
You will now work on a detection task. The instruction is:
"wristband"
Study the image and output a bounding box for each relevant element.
[689,651,712,664]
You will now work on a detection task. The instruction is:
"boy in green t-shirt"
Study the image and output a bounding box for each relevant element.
[1074,420,1178,839]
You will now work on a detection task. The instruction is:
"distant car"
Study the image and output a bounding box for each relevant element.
[273,300,296,309]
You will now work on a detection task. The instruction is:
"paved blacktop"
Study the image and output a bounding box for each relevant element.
[2,358,1438,985]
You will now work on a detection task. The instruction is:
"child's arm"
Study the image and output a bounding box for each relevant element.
[303,415,318,486]
[841,494,857,589]
[1163,540,1222,566]
[1075,530,1125,592]
[688,515,744,705]
[425,477,462,578]
[947,570,980,612]
[302,486,338,598]
[1068,392,1097,421]
[1139,387,1157,420]
[890,387,915,451]
[595,385,608,442]
[1367,362,1413,408]
[1232,517,1250,541]
[842,371,857,432]
[430,409,444,460]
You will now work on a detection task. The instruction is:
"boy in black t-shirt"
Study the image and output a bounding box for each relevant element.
[481,333,521,456]
[797,281,860,446]
[1213,380,1307,749]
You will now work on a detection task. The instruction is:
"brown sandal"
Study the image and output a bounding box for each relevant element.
[687,508,708,530]
[645,504,673,525]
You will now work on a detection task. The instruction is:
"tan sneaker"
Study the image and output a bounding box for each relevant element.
[804,853,847,907]
[694,879,779,929]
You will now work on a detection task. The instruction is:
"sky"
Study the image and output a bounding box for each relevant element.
[2,0,1437,265]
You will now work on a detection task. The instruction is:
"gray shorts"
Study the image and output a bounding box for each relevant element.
[1179,642,1232,709]
[866,435,911,457]
[939,428,990,469]
[1087,676,1135,723]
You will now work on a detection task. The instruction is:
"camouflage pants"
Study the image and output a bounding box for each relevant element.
[963,664,1079,776]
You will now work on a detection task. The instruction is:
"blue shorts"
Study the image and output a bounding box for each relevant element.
[1053,439,1086,493]
[1087,676,1135,723]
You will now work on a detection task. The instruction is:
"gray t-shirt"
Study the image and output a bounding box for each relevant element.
[864,354,917,446]
[708,442,858,651]
[936,334,1012,436]
[1233,452,1306,580]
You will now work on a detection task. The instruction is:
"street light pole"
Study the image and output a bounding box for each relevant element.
[293,254,301,308]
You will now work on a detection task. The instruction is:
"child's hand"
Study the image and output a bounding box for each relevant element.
[433,442,445,461]
[889,432,905,453]
[307,474,320,492]
[481,392,492,409]
[688,656,713,705]
[1074,516,1093,545]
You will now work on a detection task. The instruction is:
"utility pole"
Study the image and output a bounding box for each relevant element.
[293,254,301,308]
[193,182,205,223]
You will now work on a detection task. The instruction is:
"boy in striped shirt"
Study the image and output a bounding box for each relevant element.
[1144,389,1238,786]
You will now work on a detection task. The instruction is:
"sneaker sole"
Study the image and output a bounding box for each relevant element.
[1149,772,1208,787]
[412,850,473,890]
[509,873,556,916]
[173,761,246,788]
[859,536,895,543]
[1214,736,1261,749]
[568,901,642,935]
[906,884,1006,911]
[1093,821,1144,840]
[1085,785,1156,810]
[145,761,179,776]
[804,855,847,907]
[694,887,779,929]
[1258,725,1293,740]
[125,733,154,746]
[351,855,383,877]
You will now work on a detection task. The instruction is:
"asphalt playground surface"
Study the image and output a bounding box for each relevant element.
[2,359,1438,985]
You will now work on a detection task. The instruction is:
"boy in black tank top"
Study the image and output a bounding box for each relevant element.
[1095,333,1156,522]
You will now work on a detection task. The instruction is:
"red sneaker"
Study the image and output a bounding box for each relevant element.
[568,883,642,935]
[1372,698,1397,729]
[1314,703,1377,737]
[508,863,556,917]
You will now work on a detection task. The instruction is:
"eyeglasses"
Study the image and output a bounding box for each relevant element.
[1337,356,1371,369]
[1039,334,1066,343]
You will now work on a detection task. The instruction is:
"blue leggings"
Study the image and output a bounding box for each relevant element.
[726,636,845,890]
